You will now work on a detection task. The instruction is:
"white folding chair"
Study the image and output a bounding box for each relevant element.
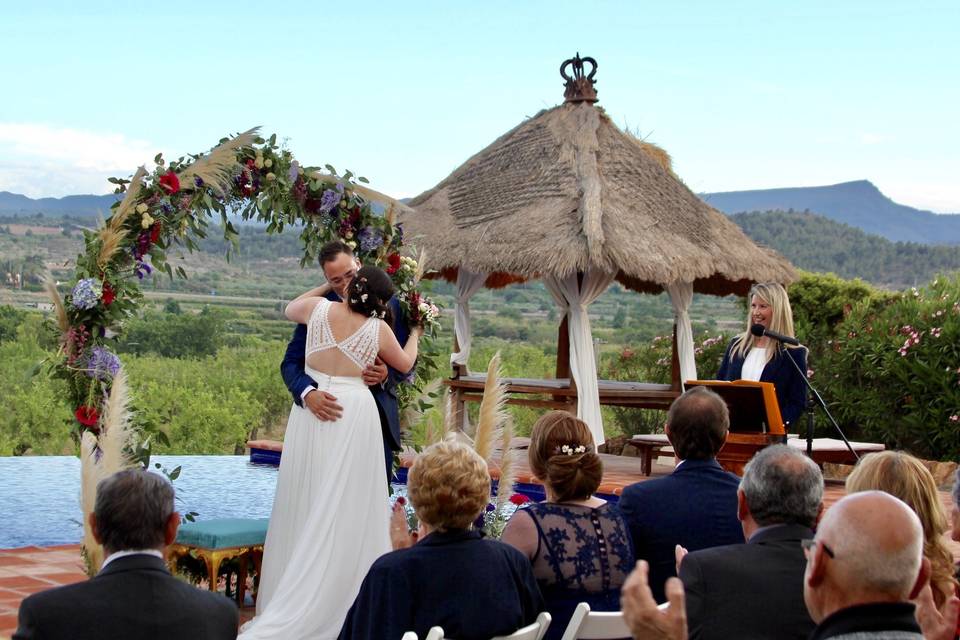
[559,602,632,640]
[491,611,552,640]
[401,633,419,640]
[424,627,445,640]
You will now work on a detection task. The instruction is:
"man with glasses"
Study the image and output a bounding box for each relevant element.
[803,491,926,639]
[281,240,410,481]
[678,444,822,639]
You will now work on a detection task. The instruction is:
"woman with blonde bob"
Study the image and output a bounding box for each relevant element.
[502,411,635,640]
[846,451,960,637]
[717,282,808,427]
[338,440,544,640]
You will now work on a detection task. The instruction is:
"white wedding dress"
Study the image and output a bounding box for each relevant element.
[240,298,391,639]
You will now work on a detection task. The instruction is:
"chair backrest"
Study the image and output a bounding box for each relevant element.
[401,633,419,640]
[559,602,631,640]
[424,627,444,640]
[491,612,552,640]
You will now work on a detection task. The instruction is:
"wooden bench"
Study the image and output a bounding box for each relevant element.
[168,518,269,605]
[625,434,674,476]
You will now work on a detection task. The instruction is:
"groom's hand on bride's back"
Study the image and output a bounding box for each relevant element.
[361,359,389,387]
[303,389,343,421]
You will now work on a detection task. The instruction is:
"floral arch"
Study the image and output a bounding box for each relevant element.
[45,129,440,569]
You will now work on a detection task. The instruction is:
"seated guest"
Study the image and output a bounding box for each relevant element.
[679,444,823,640]
[620,492,932,640]
[804,491,929,639]
[618,386,743,602]
[14,469,238,640]
[338,440,544,640]
[501,411,635,640]
[846,451,960,638]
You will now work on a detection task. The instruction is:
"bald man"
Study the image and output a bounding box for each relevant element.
[803,491,927,639]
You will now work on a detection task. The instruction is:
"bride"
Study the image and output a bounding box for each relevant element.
[240,265,421,639]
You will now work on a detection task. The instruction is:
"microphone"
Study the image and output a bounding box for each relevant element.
[751,324,800,346]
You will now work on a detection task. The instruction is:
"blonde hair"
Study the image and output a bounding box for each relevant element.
[731,282,799,362]
[846,451,958,608]
[408,440,491,532]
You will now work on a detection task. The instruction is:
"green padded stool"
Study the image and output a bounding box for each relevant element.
[169,518,269,605]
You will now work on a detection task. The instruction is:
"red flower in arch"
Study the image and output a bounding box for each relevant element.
[386,253,401,275]
[158,171,180,194]
[101,282,115,306]
[75,405,100,428]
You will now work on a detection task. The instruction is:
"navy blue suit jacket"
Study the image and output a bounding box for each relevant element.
[618,458,743,603]
[338,529,545,640]
[717,337,808,428]
[280,293,409,456]
[679,523,816,640]
[14,554,237,640]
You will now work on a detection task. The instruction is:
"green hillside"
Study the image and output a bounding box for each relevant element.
[731,210,960,287]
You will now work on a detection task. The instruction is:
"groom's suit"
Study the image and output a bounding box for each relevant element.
[281,291,409,480]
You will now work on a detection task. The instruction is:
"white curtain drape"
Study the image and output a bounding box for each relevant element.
[666,281,697,385]
[543,269,615,446]
[450,268,487,368]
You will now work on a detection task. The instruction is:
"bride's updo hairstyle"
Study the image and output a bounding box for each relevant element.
[529,411,602,503]
[346,265,394,325]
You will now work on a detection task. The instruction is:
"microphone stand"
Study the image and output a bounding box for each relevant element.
[777,341,860,463]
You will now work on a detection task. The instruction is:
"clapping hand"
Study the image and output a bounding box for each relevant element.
[621,561,688,640]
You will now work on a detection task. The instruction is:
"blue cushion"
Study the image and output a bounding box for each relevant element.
[175,518,269,549]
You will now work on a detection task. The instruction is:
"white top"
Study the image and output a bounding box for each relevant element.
[741,347,768,381]
[305,298,380,371]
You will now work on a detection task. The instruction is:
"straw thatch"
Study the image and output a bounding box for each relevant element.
[403,102,795,296]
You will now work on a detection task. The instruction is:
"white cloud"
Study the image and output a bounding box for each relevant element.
[858,132,887,145]
[0,123,157,197]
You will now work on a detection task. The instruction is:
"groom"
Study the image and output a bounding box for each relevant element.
[281,240,410,481]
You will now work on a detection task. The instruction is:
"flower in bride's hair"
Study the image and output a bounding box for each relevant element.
[360,293,368,302]
[350,297,358,304]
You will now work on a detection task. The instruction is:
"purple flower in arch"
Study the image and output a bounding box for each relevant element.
[319,189,340,214]
[70,278,102,310]
[358,226,384,253]
[287,160,300,183]
[85,346,121,380]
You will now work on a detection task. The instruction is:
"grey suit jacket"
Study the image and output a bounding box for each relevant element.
[14,554,237,640]
[679,523,815,640]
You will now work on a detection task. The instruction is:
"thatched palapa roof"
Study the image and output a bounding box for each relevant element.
[403,101,796,296]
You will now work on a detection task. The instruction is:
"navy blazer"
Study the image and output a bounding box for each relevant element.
[14,554,237,640]
[679,523,816,640]
[280,293,409,454]
[717,337,808,428]
[618,458,743,603]
[338,529,545,640]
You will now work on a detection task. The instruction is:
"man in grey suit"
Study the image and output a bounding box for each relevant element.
[14,469,237,640]
[678,444,823,640]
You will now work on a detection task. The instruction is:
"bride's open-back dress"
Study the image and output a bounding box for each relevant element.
[239,298,390,639]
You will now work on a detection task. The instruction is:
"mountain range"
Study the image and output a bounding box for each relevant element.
[3,179,960,245]
[700,180,960,245]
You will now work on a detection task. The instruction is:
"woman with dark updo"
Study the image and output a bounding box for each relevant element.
[502,411,635,640]
[241,265,422,640]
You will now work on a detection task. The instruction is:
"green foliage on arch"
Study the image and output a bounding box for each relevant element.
[47,129,440,450]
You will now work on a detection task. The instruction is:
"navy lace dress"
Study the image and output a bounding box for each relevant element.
[518,502,635,640]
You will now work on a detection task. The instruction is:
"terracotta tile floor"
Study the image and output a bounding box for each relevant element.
[1,453,956,638]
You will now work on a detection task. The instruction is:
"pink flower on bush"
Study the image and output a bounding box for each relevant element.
[931,327,942,338]
[949,415,959,422]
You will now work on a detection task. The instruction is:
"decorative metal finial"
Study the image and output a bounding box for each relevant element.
[560,53,598,103]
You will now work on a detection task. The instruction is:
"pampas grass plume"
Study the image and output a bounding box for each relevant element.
[473,351,506,463]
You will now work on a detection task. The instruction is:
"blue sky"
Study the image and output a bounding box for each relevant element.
[1,1,958,211]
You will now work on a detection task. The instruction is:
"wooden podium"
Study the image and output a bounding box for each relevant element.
[685,380,787,475]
